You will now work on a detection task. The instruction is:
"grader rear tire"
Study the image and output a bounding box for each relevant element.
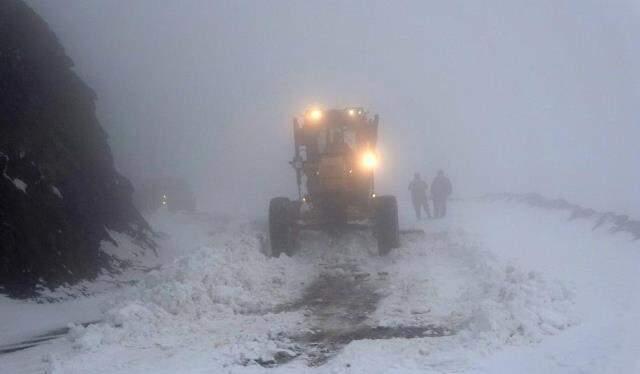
[375,195,400,256]
[269,197,296,257]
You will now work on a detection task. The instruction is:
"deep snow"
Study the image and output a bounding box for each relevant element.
[1,199,639,373]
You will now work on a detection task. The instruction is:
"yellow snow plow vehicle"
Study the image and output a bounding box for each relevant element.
[269,107,399,256]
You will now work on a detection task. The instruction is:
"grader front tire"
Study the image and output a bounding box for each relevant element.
[269,197,297,257]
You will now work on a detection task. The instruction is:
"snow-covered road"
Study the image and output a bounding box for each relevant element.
[1,199,639,373]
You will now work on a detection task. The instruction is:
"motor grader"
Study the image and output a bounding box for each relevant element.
[268,107,399,257]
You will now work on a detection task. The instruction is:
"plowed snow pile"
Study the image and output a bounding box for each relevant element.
[58,221,318,370]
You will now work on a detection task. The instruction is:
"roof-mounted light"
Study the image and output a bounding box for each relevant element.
[307,109,323,122]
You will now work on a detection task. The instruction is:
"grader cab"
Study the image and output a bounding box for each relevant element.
[269,107,399,256]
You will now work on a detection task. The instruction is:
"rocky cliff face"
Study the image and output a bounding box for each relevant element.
[0,0,153,297]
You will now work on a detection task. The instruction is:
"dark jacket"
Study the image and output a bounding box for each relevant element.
[431,175,452,200]
[408,178,428,200]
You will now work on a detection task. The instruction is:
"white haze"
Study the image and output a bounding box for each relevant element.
[28,0,640,216]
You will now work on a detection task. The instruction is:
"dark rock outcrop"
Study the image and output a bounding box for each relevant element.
[0,0,153,297]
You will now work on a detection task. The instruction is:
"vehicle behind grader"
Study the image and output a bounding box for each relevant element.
[268,107,399,256]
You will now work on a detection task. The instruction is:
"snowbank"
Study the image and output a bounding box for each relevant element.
[54,218,317,371]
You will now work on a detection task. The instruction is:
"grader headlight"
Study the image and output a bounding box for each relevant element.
[361,151,378,170]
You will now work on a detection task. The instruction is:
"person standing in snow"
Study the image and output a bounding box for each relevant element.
[408,173,431,220]
[431,170,452,218]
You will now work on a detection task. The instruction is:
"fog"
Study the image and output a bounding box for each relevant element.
[28,0,640,216]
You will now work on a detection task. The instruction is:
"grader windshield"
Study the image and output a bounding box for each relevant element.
[298,108,376,155]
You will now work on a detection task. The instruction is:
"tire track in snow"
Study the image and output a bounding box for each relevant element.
[271,232,454,367]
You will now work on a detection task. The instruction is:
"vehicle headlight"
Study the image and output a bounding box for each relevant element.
[361,151,377,170]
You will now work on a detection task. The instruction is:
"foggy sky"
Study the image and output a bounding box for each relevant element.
[28,0,640,216]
